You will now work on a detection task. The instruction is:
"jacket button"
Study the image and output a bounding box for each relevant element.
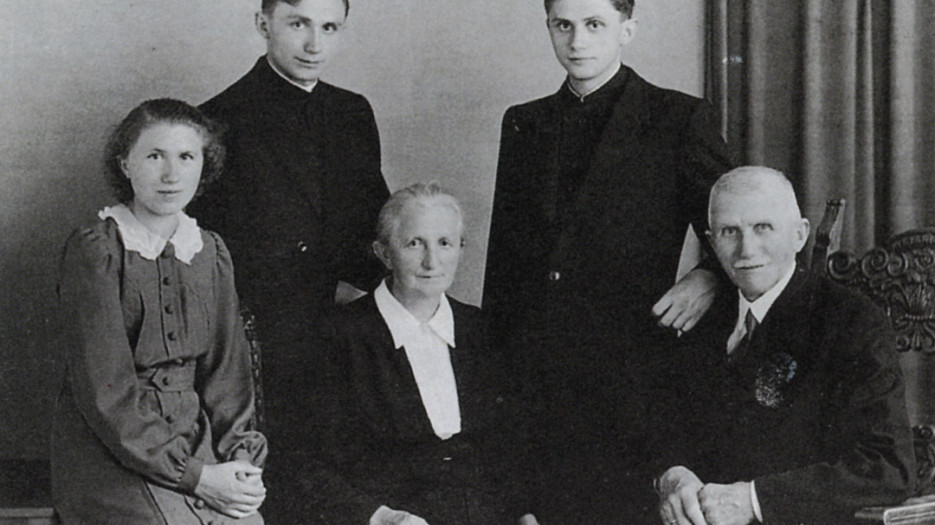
[165,414,175,423]
[167,332,177,341]
[161,376,171,386]
[164,304,174,314]
[549,271,561,281]
[296,241,309,253]
[194,499,206,509]
[162,276,171,286]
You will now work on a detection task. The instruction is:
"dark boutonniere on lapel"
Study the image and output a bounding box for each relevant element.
[755,352,798,408]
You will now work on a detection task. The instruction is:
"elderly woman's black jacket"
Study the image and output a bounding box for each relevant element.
[276,293,534,524]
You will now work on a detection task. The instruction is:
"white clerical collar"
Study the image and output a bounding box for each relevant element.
[99,204,203,264]
[266,56,318,93]
[374,279,456,349]
[567,62,622,101]
[738,263,798,324]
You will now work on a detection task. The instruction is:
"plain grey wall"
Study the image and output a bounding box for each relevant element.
[0,1,705,459]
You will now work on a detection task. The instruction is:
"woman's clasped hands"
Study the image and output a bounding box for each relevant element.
[194,460,266,519]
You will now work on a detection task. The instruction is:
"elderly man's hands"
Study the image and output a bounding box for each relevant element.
[697,482,756,525]
[370,506,429,525]
[652,268,718,333]
[657,466,706,525]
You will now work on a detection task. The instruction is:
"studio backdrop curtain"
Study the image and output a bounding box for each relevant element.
[706,0,935,426]
[707,0,935,251]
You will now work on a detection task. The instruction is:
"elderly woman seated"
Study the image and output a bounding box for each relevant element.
[292,182,537,524]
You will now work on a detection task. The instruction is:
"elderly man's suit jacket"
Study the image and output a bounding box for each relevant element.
[285,294,530,525]
[663,268,915,524]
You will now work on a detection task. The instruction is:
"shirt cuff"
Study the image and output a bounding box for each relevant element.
[750,479,763,522]
[179,455,205,494]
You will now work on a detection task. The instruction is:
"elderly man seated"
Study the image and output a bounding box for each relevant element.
[291,182,537,524]
[655,166,915,525]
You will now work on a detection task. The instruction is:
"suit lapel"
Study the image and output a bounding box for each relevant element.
[748,269,814,359]
[293,86,327,220]
[378,298,472,440]
[364,297,434,438]
[448,304,478,433]
[549,68,648,267]
[734,269,816,399]
[384,344,437,439]
[537,92,564,224]
[250,60,326,221]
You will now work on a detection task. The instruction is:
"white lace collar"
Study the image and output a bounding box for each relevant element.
[98,204,203,264]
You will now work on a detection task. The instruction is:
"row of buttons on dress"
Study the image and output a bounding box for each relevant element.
[159,251,181,344]
[158,248,216,521]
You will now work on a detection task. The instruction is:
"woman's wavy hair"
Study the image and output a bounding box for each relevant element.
[103,98,225,204]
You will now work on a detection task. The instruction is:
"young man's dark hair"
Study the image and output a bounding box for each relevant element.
[543,0,634,18]
[261,0,348,16]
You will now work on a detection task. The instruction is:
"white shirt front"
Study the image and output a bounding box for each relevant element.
[373,280,462,440]
[727,263,797,354]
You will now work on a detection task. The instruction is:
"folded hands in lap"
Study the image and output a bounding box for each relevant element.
[194,460,266,518]
[697,482,755,525]
[656,466,754,525]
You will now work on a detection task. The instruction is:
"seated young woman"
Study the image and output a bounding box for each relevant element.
[51,99,267,524]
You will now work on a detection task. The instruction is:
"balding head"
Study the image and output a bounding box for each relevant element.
[706,166,810,301]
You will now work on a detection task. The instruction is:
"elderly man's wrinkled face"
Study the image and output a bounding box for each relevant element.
[707,179,809,302]
[378,198,463,304]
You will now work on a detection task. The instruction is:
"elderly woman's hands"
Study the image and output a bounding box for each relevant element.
[194,460,266,518]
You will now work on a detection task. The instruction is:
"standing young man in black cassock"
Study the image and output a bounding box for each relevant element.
[189,1,389,520]
[484,0,733,521]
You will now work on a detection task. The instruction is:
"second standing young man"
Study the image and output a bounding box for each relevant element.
[483,0,733,521]
[188,0,389,520]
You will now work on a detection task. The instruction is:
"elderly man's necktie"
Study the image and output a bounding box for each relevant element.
[728,309,758,364]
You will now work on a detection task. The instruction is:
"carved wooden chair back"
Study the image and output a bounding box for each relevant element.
[826,229,935,426]
[810,198,845,276]
[815,200,935,492]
